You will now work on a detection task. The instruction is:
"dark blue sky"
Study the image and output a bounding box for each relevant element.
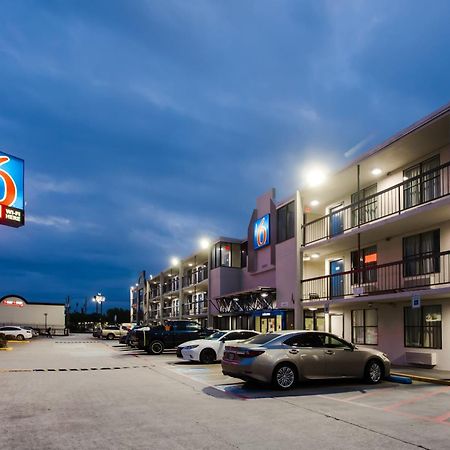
[0,1,449,311]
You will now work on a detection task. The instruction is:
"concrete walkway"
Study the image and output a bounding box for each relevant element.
[391,365,450,385]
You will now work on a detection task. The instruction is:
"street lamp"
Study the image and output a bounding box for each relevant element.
[93,293,106,325]
[44,313,48,330]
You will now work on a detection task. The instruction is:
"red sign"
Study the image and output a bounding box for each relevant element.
[1,298,25,307]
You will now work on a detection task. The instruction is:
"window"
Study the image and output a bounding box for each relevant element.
[351,184,377,226]
[352,309,378,345]
[246,333,281,344]
[186,323,201,331]
[284,333,323,348]
[404,305,442,349]
[351,246,377,284]
[211,242,243,269]
[404,156,440,208]
[320,334,349,349]
[240,242,248,268]
[277,201,295,243]
[223,332,242,341]
[403,230,440,277]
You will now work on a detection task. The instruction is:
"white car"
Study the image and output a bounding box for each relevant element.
[177,329,260,364]
[0,326,33,341]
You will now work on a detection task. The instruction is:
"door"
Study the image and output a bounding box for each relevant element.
[330,259,344,298]
[283,333,326,379]
[329,204,344,236]
[330,314,344,338]
[319,334,362,378]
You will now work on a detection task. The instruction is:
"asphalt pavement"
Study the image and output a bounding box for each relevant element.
[1,334,449,450]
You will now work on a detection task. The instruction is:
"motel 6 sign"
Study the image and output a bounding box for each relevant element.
[253,214,270,250]
[0,151,25,228]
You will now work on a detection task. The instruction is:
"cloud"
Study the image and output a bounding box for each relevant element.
[27,173,85,195]
[27,214,71,229]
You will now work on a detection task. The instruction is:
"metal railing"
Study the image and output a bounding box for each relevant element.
[182,267,208,288]
[303,161,449,245]
[182,302,208,316]
[302,251,450,301]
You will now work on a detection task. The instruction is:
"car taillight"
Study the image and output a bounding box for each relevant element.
[237,349,265,358]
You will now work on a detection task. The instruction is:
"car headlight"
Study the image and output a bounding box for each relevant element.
[183,345,199,350]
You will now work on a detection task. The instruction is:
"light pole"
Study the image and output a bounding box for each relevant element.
[93,293,106,326]
[44,313,48,330]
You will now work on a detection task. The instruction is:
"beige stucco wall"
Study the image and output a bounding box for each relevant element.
[0,296,65,328]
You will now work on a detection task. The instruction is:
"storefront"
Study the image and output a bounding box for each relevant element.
[254,309,294,332]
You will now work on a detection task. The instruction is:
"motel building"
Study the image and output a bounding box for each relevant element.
[131,189,302,333]
[132,101,450,370]
[300,102,450,370]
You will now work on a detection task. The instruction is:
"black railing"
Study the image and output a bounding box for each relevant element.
[182,301,208,316]
[303,161,450,245]
[302,251,450,301]
[182,267,208,288]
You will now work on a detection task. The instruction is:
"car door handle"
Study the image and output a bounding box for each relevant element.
[289,349,299,354]
[325,350,334,355]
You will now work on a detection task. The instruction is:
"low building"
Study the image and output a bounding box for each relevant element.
[0,295,66,332]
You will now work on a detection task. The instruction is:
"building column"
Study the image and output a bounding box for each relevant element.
[178,264,183,320]
[295,190,304,329]
[159,271,164,324]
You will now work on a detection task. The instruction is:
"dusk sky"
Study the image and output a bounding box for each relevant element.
[0,1,449,311]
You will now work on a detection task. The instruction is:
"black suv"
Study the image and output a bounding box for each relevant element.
[137,320,214,354]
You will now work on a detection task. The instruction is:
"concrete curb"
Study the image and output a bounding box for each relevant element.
[391,371,450,386]
[6,340,30,344]
[0,347,13,351]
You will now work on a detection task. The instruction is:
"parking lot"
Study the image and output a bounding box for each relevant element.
[1,334,449,450]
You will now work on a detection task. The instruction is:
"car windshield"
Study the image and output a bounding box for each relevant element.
[244,333,281,344]
[205,331,227,340]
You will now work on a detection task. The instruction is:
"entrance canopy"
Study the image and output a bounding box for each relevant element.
[212,287,276,314]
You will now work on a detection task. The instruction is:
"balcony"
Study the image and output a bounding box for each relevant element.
[182,267,208,288]
[303,161,449,245]
[302,251,450,301]
[182,302,208,316]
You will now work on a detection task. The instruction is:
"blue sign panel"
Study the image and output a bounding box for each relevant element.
[0,150,25,228]
[253,214,270,250]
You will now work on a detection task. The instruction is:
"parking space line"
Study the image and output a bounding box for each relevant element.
[343,387,396,402]
[383,385,450,411]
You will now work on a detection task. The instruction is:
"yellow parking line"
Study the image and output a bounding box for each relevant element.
[0,347,13,351]
[6,340,30,344]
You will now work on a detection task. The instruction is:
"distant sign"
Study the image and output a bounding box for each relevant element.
[412,294,421,309]
[324,302,330,314]
[0,151,24,228]
[253,214,270,250]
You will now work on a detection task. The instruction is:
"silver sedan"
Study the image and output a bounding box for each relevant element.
[221,330,391,389]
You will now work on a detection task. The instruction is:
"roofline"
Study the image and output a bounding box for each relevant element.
[0,295,65,307]
[332,100,450,178]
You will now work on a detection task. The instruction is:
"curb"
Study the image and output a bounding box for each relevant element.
[6,340,30,344]
[0,347,13,351]
[391,371,450,386]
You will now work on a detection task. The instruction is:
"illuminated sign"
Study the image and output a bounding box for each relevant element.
[0,151,24,228]
[253,214,270,250]
[1,298,25,308]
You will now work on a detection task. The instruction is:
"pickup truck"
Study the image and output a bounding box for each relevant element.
[136,320,214,354]
[100,325,130,340]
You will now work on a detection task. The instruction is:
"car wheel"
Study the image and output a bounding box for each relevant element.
[149,340,164,355]
[107,334,115,340]
[365,359,383,384]
[199,348,216,364]
[273,363,297,390]
[16,334,24,341]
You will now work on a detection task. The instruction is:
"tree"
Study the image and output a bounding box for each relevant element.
[105,308,130,324]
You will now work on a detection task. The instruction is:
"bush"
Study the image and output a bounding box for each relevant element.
[0,333,7,348]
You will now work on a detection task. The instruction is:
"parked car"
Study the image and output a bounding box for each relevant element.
[100,325,130,340]
[221,331,391,390]
[22,327,39,337]
[137,320,215,354]
[129,326,150,348]
[92,326,102,338]
[177,330,260,364]
[0,326,33,341]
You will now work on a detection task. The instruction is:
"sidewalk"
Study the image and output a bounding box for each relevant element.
[391,365,450,385]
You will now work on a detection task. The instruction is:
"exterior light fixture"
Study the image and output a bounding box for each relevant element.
[308,307,317,311]
[303,255,311,261]
[311,253,320,259]
[199,238,211,250]
[310,200,319,207]
[261,293,269,298]
[171,257,180,266]
[188,263,193,267]
[371,168,382,176]
[305,167,327,188]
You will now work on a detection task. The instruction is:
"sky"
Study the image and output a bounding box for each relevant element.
[0,0,449,311]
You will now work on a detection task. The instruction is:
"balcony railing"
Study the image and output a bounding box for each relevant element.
[182,267,208,288]
[182,302,208,316]
[303,161,450,245]
[302,251,450,301]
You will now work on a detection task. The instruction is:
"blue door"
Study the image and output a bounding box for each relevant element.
[330,259,344,298]
[329,204,344,236]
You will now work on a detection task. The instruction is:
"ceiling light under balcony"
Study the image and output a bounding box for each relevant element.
[311,253,320,259]
[310,200,319,207]
[371,168,382,176]
[303,255,311,261]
